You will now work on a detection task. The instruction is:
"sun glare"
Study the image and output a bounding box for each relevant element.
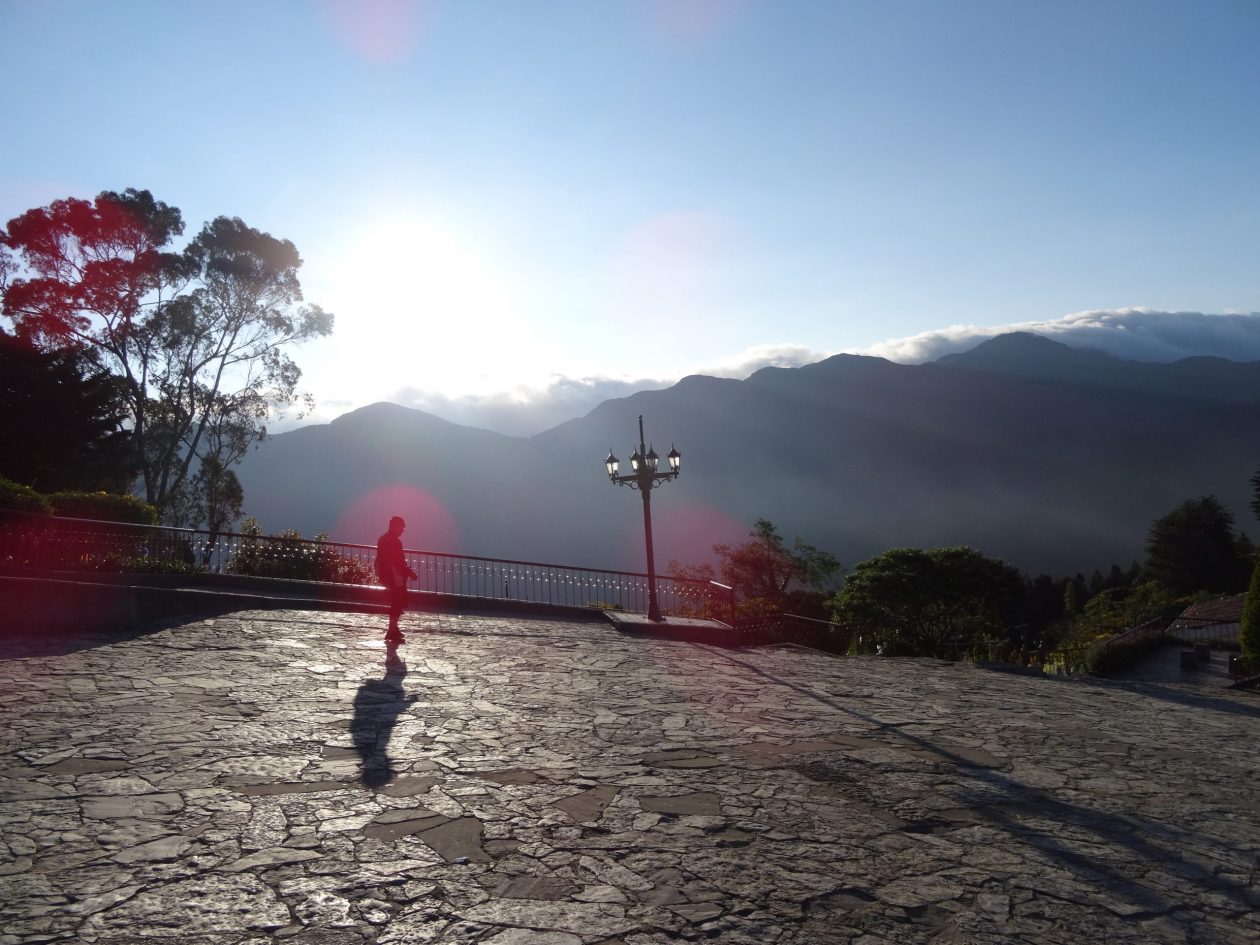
[324,218,538,397]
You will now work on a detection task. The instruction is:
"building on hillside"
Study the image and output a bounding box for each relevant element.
[1169,594,1246,645]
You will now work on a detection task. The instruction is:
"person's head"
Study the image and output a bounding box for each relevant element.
[388,515,406,535]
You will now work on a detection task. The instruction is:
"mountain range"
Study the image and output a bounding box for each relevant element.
[235,332,1260,578]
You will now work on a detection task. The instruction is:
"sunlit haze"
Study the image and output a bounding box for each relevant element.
[2,0,1258,434]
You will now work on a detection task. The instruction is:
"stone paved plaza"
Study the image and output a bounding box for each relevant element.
[1,607,1258,944]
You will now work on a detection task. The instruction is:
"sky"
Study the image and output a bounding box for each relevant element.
[2,0,1259,435]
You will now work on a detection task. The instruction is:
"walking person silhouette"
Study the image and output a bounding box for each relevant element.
[375,515,417,645]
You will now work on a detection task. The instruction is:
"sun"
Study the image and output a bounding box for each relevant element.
[322,217,537,396]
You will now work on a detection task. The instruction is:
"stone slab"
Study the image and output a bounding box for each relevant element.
[2,607,1259,944]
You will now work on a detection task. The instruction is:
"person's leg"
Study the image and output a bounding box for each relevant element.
[387,585,406,638]
[385,585,398,633]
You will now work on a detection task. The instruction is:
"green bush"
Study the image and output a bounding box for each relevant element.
[1085,633,1169,675]
[227,518,374,584]
[117,554,195,575]
[586,600,625,612]
[1241,558,1260,662]
[1060,580,1184,654]
[0,476,53,514]
[48,490,158,525]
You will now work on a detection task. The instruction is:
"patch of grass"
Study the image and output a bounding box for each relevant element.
[585,601,625,612]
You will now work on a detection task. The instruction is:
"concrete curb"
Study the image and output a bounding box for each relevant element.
[0,570,603,636]
[603,610,738,647]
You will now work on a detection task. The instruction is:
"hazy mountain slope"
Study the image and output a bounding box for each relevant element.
[235,337,1260,576]
[939,332,1260,405]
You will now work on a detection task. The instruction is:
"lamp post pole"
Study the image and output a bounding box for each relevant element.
[639,464,659,620]
[604,415,681,622]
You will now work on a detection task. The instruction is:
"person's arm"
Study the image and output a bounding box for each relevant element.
[392,537,415,582]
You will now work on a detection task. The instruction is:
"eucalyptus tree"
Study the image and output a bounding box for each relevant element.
[1,189,332,522]
[139,215,332,521]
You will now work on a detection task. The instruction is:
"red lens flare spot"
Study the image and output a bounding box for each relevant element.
[654,500,749,573]
[319,0,429,63]
[333,484,460,553]
[643,0,746,46]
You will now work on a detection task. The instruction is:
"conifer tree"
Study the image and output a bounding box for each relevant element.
[1241,558,1260,663]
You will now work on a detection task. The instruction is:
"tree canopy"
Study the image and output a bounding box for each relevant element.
[1,189,190,351]
[718,519,840,598]
[1,189,332,525]
[1143,496,1245,595]
[1242,558,1260,663]
[0,331,135,492]
[671,518,841,617]
[830,546,1024,658]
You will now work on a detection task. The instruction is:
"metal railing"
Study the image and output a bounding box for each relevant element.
[731,613,855,654]
[1100,613,1176,650]
[0,510,721,618]
[923,638,1092,674]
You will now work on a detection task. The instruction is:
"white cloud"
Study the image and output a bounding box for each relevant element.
[389,376,668,436]
[854,308,1260,364]
[691,342,831,378]
[288,310,1260,436]
[382,343,831,436]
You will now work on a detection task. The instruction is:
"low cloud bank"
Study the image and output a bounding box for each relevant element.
[857,308,1260,364]
[387,343,829,436]
[691,343,830,378]
[306,310,1259,436]
[391,376,667,437]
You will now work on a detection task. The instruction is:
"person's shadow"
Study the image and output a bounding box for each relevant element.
[351,643,413,788]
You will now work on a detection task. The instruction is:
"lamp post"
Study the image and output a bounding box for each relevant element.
[604,415,681,622]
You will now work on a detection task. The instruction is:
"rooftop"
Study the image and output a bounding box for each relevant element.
[2,607,1258,944]
[1171,594,1248,629]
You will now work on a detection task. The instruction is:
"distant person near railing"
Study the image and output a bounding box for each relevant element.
[375,516,417,646]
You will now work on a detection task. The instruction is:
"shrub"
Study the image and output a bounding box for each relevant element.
[47,490,157,525]
[227,519,374,584]
[1241,558,1260,662]
[0,476,53,514]
[586,601,625,612]
[118,554,195,575]
[1062,581,1183,650]
[315,537,376,585]
[1086,633,1170,675]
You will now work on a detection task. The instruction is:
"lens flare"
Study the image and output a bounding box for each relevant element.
[333,483,460,553]
[318,0,429,63]
[653,500,749,573]
[642,0,747,46]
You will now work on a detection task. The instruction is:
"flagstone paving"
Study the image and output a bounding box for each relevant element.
[1,608,1258,944]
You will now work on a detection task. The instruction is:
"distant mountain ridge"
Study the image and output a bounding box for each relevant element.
[939,332,1260,405]
[236,333,1260,577]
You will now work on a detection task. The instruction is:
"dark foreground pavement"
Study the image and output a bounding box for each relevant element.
[1,608,1258,944]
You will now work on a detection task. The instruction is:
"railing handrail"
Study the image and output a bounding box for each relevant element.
[0,508,199,534]
[733,611,845,631]
[0,507,714,590]
[1102,612,1177,649]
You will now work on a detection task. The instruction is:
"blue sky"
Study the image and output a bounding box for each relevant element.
[2,0,1258,433]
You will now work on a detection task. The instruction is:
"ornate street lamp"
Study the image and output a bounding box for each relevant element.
[604,415,681,622]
